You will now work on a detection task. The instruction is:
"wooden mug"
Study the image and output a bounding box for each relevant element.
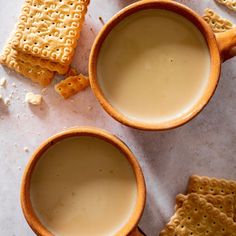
[89,0,236,131]
[21,127,146,236]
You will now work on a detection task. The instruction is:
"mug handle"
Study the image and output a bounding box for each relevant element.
[129,227,146,236]
[216,28,236,62]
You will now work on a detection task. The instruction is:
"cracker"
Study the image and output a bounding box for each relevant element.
[0,41,54,87]
[12,0,90,65]
[188,175,236,195]
[17,51,69,74]
[203,8,234,33]
[54,74,89,99]
[215,0,236,12]
[160,193,236,236]
[188,175,236,221]
[176,194,235,219]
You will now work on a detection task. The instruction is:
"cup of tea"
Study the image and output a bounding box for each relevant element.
[89,0,236,130]
[21,127,146,236]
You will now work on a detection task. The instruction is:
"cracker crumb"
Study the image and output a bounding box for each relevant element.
[24,147,29,152]
[9,91,14,99]
[12,82,16,87]
[4,98,10,106]
[88,106,93,111]
[0,77,6,87]
[25,92,42,105]
[65,67,78,77]
[41,88,47,95]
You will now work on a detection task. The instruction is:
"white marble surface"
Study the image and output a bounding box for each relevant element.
[0,0,236,235]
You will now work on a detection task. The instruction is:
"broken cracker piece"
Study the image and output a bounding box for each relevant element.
[160,193,236,236]
[0,41,54,87]
[176,194,235,219]
[55,74,89,99]
[25,92,42,105]
[215,0,236,12]
[203,8,234,33]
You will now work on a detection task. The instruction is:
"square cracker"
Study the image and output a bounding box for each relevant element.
[188,175,236,195]
[160,193,236,236]
[203,8,234,33]
[12,0,90,65]
[176,194,235,219]
[17,50,69,74]
[0,41,54,87]
[215,0,236,12]
[188,175,236,221]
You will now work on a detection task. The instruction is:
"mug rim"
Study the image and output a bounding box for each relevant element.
[89,0,221,131]
[21,127,146,236]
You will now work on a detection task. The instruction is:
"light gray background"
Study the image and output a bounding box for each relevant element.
[0,0,235,235]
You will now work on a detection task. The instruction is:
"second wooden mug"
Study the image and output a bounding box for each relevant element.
[21,127,146,236]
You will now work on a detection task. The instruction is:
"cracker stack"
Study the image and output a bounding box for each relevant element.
[160,175,236,236]
[0,0,90,87]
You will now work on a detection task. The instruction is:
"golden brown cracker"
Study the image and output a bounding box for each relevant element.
[160,193,236,236]
[203,8,234,33]
[12,0,90,65]
[215,0,236,12]
[176,194,235,219]
[17,51,69,74]
[188,175,236,221]
[0,41,54,87]
[188,175,236,195]
[55,74,89,99]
